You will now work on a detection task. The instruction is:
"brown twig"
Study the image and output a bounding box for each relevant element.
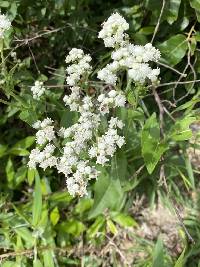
[155,79,200,88]
[27,42,40,74]
[14,27,65,43]
[151,0,166,43]
[157,61,187,77]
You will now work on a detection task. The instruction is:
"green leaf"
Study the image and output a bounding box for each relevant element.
[87,216,106,239]
[14,228,34,248]
[28,168,35,186]
[19,110,38,125]
[174,248,186,267]
[127,90,136,106]
[43,250,55,267]
[14,166,27,186]
[33,259,43,267]
[60,109,78,128]
[58,219,85,236]
[176,167,191,190]
[185,156,195,189]
[190,0,200,22]
[195,32,200,42]
[12,136,35,149]
[111,151,127,182]
[152,237,164,267]
[6,157,15,184]
[74,198,94,214]
[157,34,188,66]
[9,136,35,156]
[49,191,73,203]
[41,177,52,195]
[166,0,181,24]
[88,171,124,219]
[8,1,18,20]
[50,207,60,226]
[169,116,196,141]
[107,219,118,235]
[139,26,154,35]
[141,113,168,174]
[37,206,49,229]
[0,144,7,158]
[111,212,138,228]
[173,94,200,112]
[2,262,20,267]
[9,148,30,156]
[32,172,42,226]
[0,1,10,8]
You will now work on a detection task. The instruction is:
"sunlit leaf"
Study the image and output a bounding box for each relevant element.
[152,237,164,267]
[157,34,188,66]
[50,206,60,226]
[32,172,42,226]
[88,171,124,219]
[174,247,186,267]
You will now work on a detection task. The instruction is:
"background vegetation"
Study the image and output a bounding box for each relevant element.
[0,0,200,266]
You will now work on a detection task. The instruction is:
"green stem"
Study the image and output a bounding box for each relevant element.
[140,99,150,117]
[125,78,132,93]
[0,98,10,105]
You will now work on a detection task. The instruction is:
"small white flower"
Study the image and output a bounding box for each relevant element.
[88,147,98,158]
[108,90,117,98]
[96,155,109,165]
[32,120,41,129]
[115,94,126,107]
[0,13,11,38]
[40,118,54,128]
[97,90,126,114]
[116,136,125,148]
[90,117,125,166]
[97,94,105,102]
[65,49,92,86]
[98,13,129,48]
[28,144,56,170]
[30,81,45,100]
[33,118,55,145]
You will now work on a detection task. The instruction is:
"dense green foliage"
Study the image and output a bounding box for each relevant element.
[0,0,200,266]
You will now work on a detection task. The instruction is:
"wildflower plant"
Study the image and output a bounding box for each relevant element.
[27,13,161,197]
[0,2,200,267]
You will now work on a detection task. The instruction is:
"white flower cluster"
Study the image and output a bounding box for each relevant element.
[33,118,55,145]
[0,12,11,39]
[98,13,160,85]
[66,162,99,196]
[28,13,161,197]
[63,86,80,111]
[89,117,125,165]
[57,99,101,196]
[28,106,104,196]
[65,48,92,86]
[98,12,129,48]
[29,94,125,197]
[30,81,45,99]
[98,89,126,114]
[28,144,57,170]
